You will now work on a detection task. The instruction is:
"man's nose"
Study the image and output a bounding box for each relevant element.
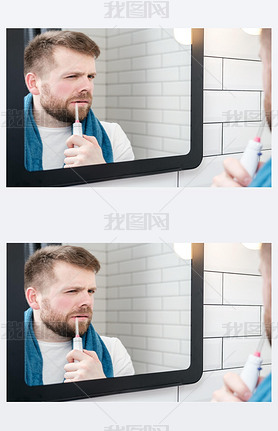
[77,76,94,94]
[78,290,93,307]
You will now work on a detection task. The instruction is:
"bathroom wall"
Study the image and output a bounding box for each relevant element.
[64,242,191,373]
[105,243,191,374]
[65,243,271,402]
[179,28,271,187]
[181,243,271,402]
[65,28,271,187]
[104,28,191,159]
[65,27,191,159]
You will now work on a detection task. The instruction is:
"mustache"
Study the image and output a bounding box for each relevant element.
[69,93,92,102]
[67,306,92,318]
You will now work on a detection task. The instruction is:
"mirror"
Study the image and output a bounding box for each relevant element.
[62,28,191,161]
[6,28,204,186]
[7,243,203,401]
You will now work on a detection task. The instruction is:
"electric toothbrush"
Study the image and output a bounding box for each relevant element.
[73,103,83,137]
[240,336,264,393]
[240,122,264,178]
[73,318,83,362]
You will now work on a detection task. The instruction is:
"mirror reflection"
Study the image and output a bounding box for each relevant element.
[24,243,192,386]
[24,28,191,171]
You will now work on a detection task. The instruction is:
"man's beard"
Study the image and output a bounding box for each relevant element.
[40,298,93,338]
[264,101,272,131]
[264,309,272,346]
[40,83,92,124]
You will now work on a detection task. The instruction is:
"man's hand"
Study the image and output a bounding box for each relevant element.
[64,349,106,383]
[212,158,252,187]
[211,372,253,402]
[64,134,106,168]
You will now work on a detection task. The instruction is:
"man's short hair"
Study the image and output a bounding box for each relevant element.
[24,30,100,76]
[24,245,100,291]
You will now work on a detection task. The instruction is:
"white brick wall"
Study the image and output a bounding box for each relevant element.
[203,243,271,383]
[177,242,271,403]
[180,29,271,186]
[64,28,271,187]
[64,243,271,402]
[65,243,191,373]
[105,243,191,373]
[65,27,191,162]
[105,29,191,159]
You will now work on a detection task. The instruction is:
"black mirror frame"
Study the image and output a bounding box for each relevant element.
[7,243,204,402]
[6,28,204,187]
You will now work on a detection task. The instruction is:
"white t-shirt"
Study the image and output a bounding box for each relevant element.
[38,121,134,170]
[38,336,135,385]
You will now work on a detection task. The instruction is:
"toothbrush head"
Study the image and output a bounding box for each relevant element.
[75,103,79,123]
[75,317,80,337]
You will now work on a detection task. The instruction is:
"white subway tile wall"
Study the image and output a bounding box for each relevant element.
[63,28,271,187]
[105,243,191,373]
[64,243,271,401]
[65,242,191,374]
[179,29,270,186]
[106,28,191,159]
[65,27,190,164]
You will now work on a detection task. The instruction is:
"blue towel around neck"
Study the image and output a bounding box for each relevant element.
[24,93,114,172]
[24,307,114,386]
[248,372,271,402]
[249,158,271,187]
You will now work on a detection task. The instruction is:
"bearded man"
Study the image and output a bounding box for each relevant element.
[24,30,134,171]
[24,245,134,386]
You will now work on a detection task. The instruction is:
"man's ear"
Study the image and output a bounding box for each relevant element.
[25,72,40,95]
[25,287,41,310]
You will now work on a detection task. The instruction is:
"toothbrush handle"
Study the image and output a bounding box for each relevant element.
[73,336,83,362]
[73,122,83,137]
[240,139,262,178]
[240,354,263,393]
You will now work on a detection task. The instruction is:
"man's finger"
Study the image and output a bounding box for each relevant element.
[66,135,84,148]
[66,349,86,363]
[64,164,76,169]
[212,172,242,187]
[223,372,252,401]
[82,135,99,146]
[64,362,79,372]
[212,387,242,402]
[223,158,252,186]
[64,371,77,379]
[82,349,100,361]
[64,156,77,165]
[64,148,78,157]
[64,378,76,383]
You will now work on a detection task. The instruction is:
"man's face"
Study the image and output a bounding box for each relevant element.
[37,47,96,124]
[259,248,272,344]
[259,37,271,129]
[38,261,97,338]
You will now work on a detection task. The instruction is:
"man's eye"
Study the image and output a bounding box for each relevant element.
[66,75,76,79]
[88,289,96,294]
[88,75,95,80]
[66,290,76,293]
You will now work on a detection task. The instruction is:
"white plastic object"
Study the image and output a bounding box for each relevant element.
[240,353,263,393]
[73,318,83,362]
[73,335,83,352]
[73,122,83,137]
[73,103,83,137]
[240,137,263,178]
